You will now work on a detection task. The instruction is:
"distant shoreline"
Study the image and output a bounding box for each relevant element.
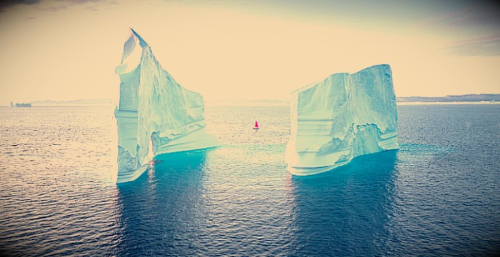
[2,102,499,108]
[4,94,500,107]
[396,101,500,105]
[396,94,500,103]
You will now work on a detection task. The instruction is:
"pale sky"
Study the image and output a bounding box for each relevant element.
[0,0,499,105]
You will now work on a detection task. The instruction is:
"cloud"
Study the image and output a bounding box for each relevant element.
[85,6,99,11]
[29,0,113,13]
[3,0,40,4]
[415,1,500,34]
[413,1,500,56]
[444,35,500,56]
[36,5,67,12]
[58,0,104,4]
[0,0,41,12]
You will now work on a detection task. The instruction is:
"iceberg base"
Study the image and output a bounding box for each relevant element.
[117,164,149,183]
[287,135,399,176]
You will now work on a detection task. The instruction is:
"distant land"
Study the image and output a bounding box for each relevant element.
[30,99,112,106]
[5,94,500,107]
[397,94,500,102]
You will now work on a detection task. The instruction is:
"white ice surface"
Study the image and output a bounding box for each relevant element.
[285,64,399,176]
[115,28,219,183]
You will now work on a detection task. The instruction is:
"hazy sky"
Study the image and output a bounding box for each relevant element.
[0,0,499,105]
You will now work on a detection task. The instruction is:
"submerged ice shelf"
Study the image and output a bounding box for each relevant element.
[285,64,399,176]
[115,28,220,183]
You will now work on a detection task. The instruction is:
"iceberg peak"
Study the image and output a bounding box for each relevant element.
[116,29,151,74]
[115,28,220,183]
[129,27,148,48]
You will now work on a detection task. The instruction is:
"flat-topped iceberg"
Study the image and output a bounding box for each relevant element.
[115,28,220,183]
[285,64,399,176]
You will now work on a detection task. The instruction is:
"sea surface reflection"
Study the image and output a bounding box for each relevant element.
[116,150,209,256]
[290,150,398,256]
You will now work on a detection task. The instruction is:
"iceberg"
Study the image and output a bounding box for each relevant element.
[285,64,399,176]
[115,28,220,183]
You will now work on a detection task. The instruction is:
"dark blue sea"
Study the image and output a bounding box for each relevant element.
[1,104,499,256]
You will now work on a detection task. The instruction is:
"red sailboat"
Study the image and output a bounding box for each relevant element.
[253,121,259,130]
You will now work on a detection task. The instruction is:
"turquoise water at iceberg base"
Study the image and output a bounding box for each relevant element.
[0,104,499,256]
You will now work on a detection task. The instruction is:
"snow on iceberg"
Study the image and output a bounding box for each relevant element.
[115,28,220,183]
[285,64,399,176]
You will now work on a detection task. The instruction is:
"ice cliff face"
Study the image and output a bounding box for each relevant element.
[115,28,220,183]
[285,64,399,176]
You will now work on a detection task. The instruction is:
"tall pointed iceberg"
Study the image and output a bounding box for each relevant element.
[285,64,399,176]
[115,28,219,183]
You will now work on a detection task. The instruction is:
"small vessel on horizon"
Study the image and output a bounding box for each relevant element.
[11,101,31,108]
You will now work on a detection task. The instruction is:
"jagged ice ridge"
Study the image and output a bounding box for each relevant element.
[115,28,220,183]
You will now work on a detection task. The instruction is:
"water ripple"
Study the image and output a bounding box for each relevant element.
[1,105,500,256]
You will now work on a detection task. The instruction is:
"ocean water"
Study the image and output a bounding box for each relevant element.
[0,104,499,256]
